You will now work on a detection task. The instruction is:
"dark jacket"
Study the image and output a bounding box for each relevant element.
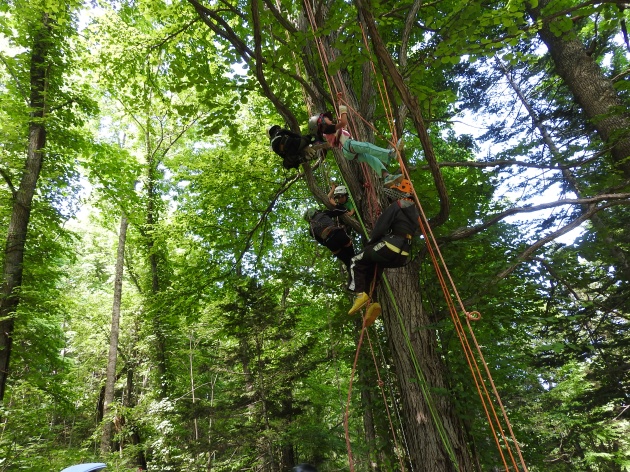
[270,129,317,169]
[308,208,349,243]
[368,199,418,246]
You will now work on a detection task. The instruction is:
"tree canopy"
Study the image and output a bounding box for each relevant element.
[0,0,629,470]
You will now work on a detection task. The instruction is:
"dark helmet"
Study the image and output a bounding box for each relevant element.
[293,464,318,472]
[308,112,334,135]
[267,124,281,139]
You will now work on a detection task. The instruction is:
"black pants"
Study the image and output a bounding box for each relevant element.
[348,240,409,293]
[323,230,354,269]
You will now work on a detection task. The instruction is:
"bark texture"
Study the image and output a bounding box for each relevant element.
[380,264,473,471]
[0,12,51,401]
[100,214,128,453]
[529,0,630,177]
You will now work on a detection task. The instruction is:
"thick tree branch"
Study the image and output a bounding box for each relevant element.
[187,0,318,130]
[538,0,630,25]
[443,193,630,242]
[250,0,299,129]
[262,0,298,34]
[187,0,256,62]
[400,0,422,66]
[355,0,451,228]
[423,155,600,171]
[530,0,630,176]
[494,200,629,281]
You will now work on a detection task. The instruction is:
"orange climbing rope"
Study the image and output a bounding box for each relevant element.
[304,2,529,472]
[354,21,529,472]
[303,3,382,226]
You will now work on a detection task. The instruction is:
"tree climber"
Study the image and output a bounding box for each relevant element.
[267,125,325,170]
[307,94,404,187]
[347,180,419,326]
[328,184,355,217]
[304,207,355,269]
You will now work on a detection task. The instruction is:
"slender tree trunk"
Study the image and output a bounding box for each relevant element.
[124,321,148,470]
[100,214,128,453]
[528,0,630,177]
[0,12,51,402]
[207,372,218,472]
[125,363,147,469]
[189,335,199,441]
[146,143,169,397]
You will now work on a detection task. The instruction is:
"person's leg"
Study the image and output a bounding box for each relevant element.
[341,145,387,176]
[379,248,410,269]
[349,244,391,291]
[345,139,393,164]
[326,231,355,269]
[348,248,375,294]
[342,141,402,185]
[336,245,355,269]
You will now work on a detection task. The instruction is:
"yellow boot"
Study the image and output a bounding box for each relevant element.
[348,292,370,315]
[364,303,382,327]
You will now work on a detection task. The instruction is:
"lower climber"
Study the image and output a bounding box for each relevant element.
[347,179,419,326]
[304,207,355,269]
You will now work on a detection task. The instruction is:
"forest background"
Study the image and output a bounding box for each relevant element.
[0,0,629,470]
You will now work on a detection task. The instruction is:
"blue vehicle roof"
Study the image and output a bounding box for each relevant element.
[60,463,107,472]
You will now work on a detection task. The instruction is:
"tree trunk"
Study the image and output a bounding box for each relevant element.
[0,12,51,402]
[146,143,169,397]
[100,214,128,453]
[381,265,474,471]
[184,1,473,467]
[529,0,630,177]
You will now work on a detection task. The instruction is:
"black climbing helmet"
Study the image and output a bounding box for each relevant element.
[267,124,281,139]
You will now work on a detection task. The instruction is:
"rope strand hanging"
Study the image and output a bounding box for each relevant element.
[303,1,466,471]
[354,15,529,472]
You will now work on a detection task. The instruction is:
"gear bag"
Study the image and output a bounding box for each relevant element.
[270,129,317,170]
